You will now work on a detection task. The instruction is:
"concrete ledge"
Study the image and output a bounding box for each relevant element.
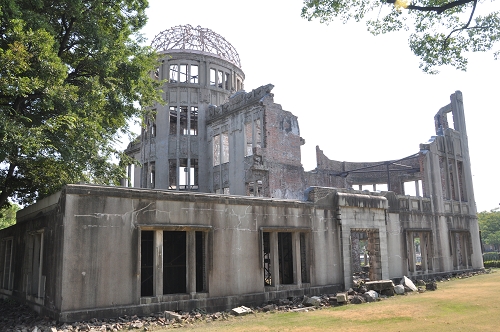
[56,284,343,322]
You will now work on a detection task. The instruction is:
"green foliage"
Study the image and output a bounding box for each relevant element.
[478,209,500,249]
[483,252,500,261]
[483,260,500,268]
[301,0,500,73]
[0,204,19,230]
[0,0,163,209]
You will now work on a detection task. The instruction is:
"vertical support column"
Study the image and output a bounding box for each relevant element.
[292,232,301,286]
[187,231,196,297]
[415,180,420,197]
[420,232,428,273]
[154,230,163,297]
[270,232,279,287]
[407,233,416,274]
[38,232,44,298]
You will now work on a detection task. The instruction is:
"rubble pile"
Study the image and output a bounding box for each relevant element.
[0,270,489,331]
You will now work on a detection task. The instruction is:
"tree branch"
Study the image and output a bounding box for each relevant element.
[442,0,477,48]
[58,15,76,57]
[386,0,476,14]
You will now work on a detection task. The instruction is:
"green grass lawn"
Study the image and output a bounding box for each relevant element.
[158,270,499,331]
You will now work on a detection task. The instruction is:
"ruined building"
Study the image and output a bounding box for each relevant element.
[0,25,483,322]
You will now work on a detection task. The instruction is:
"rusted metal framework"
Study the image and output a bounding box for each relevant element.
[151,24,242,68]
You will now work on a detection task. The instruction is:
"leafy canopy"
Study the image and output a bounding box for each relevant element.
[478,209,500,250]
[0,0,162,209]
[301,0,500,73]
[0,203,19,230]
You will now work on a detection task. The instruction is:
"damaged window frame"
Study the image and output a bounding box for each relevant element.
[140,228,209,298]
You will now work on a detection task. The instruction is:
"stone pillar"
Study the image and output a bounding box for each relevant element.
[292,232,302,286]
[187,231,196,297]
[154,230,163,297]
[270,232,279,287]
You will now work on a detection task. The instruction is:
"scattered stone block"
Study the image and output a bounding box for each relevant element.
[164,311,183,322]
[365,280,395,292]
[336,292,348,303]
[302,296,321,307]
[262,304,276,312]
[350,295,366,304]
[231,306,252,316]
[426,281,438,291]
[362,290,379,302]
[401,276,418,292]
[394,284,405,295]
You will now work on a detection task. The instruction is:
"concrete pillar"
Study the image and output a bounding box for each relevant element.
[420,232,428,273]
[270,232,279,287]
[154,230,163,297]
[292,232,301,286]
[187,231,196,296]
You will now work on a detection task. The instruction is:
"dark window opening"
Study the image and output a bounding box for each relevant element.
[247,180,263,197]
[140,231,154,297]
[150,163,155,189]
[190,65,199,83]
[190,107,198,135]
[169,159,177,189]
[180,106,188,136]
[169,106,177,135]
[195,231,206,292]
[163,231,186,294]
[278,232,293,284]
[263,232,271,286]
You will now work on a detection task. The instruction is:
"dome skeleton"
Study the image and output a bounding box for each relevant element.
[151,24,242,68]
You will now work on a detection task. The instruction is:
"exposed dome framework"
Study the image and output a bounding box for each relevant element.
[151,24,241,68]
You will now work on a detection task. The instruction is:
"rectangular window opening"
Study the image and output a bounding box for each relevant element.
[169,64,178,83]
[404,180,423,197]
[190,65,199,84]
[180,106,188,135]
[169,106,177,135]
[217,70,223,89]
[178,159,198,190]
[179,64,188,83]
[254,119,261,148]
[169,159,177,189]
[163,231,187,294]
[263,232,271,286]
[278,232,293,285]
[190,107,198,136]
[213,134,220,166]
[245,122,253,156]
[140,231,154,297]
[210,69,216,86]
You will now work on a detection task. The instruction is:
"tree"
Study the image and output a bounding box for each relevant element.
[301,0,500,73]
[478,209,500,251]
[0,203,19,230]
[0,1,162,209]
